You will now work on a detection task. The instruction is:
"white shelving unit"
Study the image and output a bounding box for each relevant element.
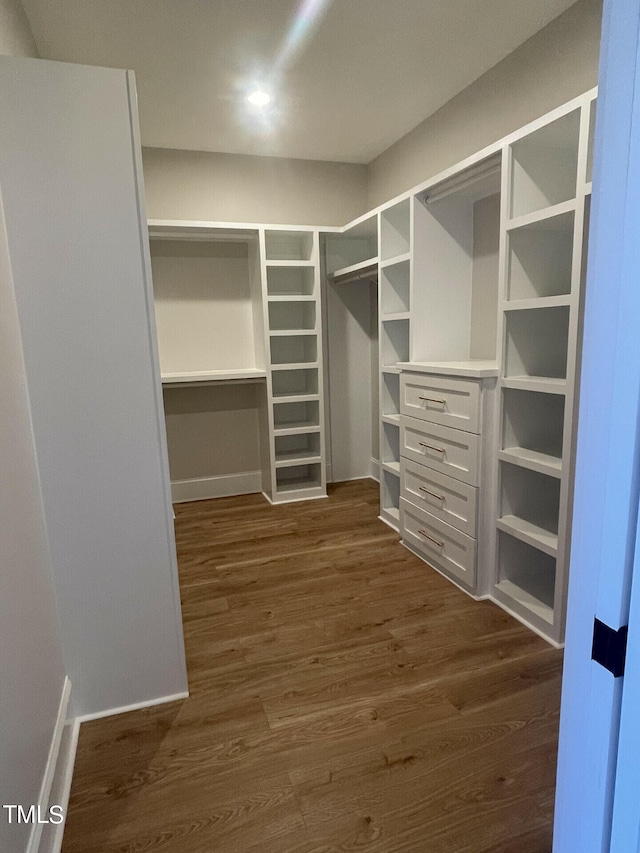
[491,93,595,645]
[260,228,327,503]
[378,197,412,529]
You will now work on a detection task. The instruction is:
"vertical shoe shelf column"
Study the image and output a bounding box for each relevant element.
[492,97,594,644]
[379,198,412,529]
[260,229,327,503]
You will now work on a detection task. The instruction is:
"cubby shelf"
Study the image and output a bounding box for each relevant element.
[161,369,267,385]
[497,514,558,557]
[273,423,320,436]
[271,361,319,371]
[275,453,323,467]
[265,260,315,267]
[382,312,410,322]
[506,199,577,232]
[498,447,562,478]
[381,506,400,525]
[330,257,378,282]
[269,329,317,336]
[381,413,400,425]
[382,461,400,475]
[494,578,555,625]
[267,295,316,302]
[501,376,567,394]
[380,251,411,269]
[272,393,319,404]
[503,295,572,311]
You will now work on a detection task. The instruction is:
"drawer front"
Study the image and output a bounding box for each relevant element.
[400,373,481,433]
[401,416,479,486]
[400,498,476,587]
[401,457,477,537]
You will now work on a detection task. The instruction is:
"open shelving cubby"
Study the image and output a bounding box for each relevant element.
[497,462,560,556]
[380,257,410,316]
[266,266,315,296]
[380,467,401,526]
[265,229,313,262]
[506,210,575,303]
[270,334,318,365]
[494,531,556,626]
[268,301,316,331]
[503,306,569,385]
[509,109,581,220]
[272,400,320,434]
[380,198,411,262]
[274,431,322,465]
[325,213,378,279]
[275,463,323,496]
[271,368,318,399]
[499,388,564,477]
[380,318,410,368]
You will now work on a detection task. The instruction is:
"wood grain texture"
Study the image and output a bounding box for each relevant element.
[62,479,562,852]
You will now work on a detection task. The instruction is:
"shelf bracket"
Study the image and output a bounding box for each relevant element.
[591,618,628,678]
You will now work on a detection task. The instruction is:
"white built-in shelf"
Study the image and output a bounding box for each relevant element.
[380,506,400,529]
[381,365,402,374]
[269,329,317,337]
[273,422,320,436]
[503,295,572,312]
[330,257,378,282]
[586,181,593,196]
[494,579,555,625]
[397,361,499,378]
[161,369,267,386]
[275,452,323,468]
[271,362,319,372]
[506,199,577,233]
[496,514,559,557]
[501,376,567,394]
[272,393,319,404]
[380,251,411,269]
[498,447,562,478]
[382,413,400,425]
[265,259,315,268]
[382,461,400,475]
[267,295,316,302]
[381,312,410,322]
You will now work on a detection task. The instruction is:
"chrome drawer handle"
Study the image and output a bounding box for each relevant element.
[418,396,446,406]
[418,442,445,454]
[418,529,444,548]
[419,486,444,502]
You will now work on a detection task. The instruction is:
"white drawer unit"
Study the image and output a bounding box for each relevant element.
[401,457,478,537]
[400,373,481,433]
[398,363,498,598]
[400,498,477,588]
[401,415,479,486]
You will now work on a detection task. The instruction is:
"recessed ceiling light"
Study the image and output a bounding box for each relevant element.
[247,90,271,107]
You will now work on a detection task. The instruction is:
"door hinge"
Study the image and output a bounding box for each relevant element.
[592,618,628,677]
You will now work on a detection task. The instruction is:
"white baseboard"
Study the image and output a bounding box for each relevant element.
[370,457,380,481]
[171,472,261,503]
[27,677,71,853]
[38,718,80,853]
[75,690,189,724]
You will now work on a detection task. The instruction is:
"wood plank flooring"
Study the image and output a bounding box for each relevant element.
[62,480,563,852]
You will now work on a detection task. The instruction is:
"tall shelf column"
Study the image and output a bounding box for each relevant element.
[260,229,327,503]
[492,95,596,645]
[378,198,412,529]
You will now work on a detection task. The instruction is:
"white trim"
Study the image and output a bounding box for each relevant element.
[76,691,189,724]
[43,718,80,853]
[171,471,261,503]
[27,677,71,853]
[370,458,380,482]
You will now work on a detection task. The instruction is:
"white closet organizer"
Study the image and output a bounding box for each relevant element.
[261,228,327,502]
[492,95,595,645]
[388,88,596,646]
[148,222,326,505]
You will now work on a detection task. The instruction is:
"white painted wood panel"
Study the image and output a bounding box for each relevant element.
[0,57,187,717]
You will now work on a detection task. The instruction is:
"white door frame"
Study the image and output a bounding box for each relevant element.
[554,1,640,850]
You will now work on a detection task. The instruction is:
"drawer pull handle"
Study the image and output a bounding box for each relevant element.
[418,442,445,454]
[419,486,444,502]
[418,529,444,548]
[418,396,446,406]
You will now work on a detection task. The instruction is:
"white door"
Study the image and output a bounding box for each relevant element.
[553,0,640,850]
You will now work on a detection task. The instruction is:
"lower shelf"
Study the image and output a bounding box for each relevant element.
[276,463,323,495]
[494,530,557,633]
[494,579,554,625]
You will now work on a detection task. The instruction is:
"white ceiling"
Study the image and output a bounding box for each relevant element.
[21,0,579,163]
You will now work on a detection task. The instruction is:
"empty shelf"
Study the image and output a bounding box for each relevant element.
[497,514,558,557]
[495,579,555,625]
[499,447,562,478]
[161,369,267,385]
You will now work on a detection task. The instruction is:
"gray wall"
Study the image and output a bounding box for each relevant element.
[0,186,67,853]
[0,0,37,56]
[143,147,368,226]
[368,0,603,208]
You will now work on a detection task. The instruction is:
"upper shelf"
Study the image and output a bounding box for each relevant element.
[396,360,500,378]
[161,369,267,386]
[330,258,378,284]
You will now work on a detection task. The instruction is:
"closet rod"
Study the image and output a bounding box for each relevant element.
[332,270,378,285]
[423,160,501,206]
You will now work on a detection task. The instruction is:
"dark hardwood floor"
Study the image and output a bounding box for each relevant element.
[62,479,563,852]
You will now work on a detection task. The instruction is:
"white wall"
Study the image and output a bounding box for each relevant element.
[0,0,37,56]
[142,147,368,227]
[368,0,603,208]
[0,186,67,853]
